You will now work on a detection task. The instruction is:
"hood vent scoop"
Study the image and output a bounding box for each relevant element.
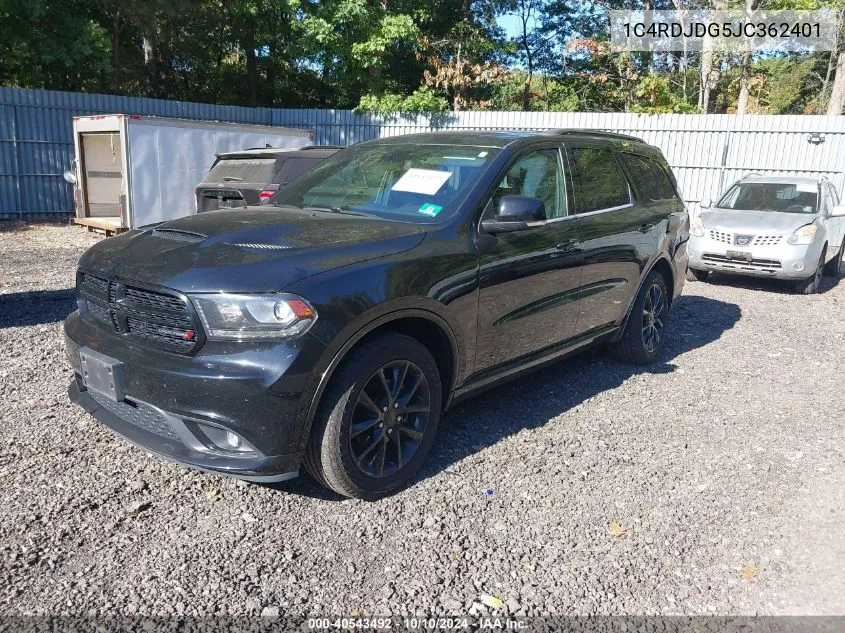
[227,242,290,250]
[151,228,208,243]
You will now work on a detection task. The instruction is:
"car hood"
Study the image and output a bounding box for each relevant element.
[78,207,427,292]
[701,209,817,234]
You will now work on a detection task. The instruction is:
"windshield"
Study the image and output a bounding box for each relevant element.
[716,182,818,214]
[270,143,499,223]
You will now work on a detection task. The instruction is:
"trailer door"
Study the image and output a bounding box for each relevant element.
[81,133,123,221]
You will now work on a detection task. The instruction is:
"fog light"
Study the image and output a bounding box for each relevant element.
[226,431,241,448]
[793,262,805,272]
[195,423,254,453]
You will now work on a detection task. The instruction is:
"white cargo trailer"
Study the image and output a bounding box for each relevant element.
[65,114,312,232]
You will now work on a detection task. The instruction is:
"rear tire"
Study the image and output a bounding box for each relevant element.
[304,333,442,499]
[823,240,844,277]
[794,254,824,294]
[613,271,670,365]
[685,267,709,282]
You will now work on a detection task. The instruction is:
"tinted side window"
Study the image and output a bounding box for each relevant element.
[567,148,630,213]
[274,158,323,185]
[493,149,567,220]
[622,153,677,202]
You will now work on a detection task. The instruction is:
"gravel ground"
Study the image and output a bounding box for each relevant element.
[1,223,843,618]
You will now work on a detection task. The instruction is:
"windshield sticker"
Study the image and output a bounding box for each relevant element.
[478,151,488,157]
[795,183,817,193]
[391,168,452,195]
[418,203,443,217]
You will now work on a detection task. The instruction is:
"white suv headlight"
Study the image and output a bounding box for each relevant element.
[690,214,705,237]
[191,293,317,341]
[786,224,817,246]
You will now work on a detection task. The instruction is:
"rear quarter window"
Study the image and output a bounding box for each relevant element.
[622,153,677,202]
[567,147,631,213]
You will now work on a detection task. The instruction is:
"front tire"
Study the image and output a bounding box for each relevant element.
[823,240,844,278]
[686,267,709,282]
[614,271,670,365]
[304,333,442,499]
[795,253,824,294]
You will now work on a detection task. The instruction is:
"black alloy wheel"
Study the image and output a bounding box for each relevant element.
[349,360,431,478]
[613,270,671,365]
[641,282,667,354]
[304,332,442,499]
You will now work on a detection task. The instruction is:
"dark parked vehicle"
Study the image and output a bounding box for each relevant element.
[195,145,341,212]
[65,130,689,498]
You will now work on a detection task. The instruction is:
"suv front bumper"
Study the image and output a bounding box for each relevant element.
[688,234,823,280]
[64,310,327,481]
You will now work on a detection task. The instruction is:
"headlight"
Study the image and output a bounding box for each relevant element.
[786,224,817,246]
[690,214,705,237]
[191,293,317,341]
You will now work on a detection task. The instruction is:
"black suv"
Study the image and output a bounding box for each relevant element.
[65,130,689,499]
[195,145,340,212]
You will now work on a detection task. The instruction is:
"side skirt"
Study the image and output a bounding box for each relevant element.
[449,323,618,408]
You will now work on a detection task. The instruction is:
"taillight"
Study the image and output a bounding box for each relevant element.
[259,184,279,203]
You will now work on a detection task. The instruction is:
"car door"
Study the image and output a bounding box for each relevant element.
[563,143,651,336]
[823,183,845,254]
[473,145,583,373]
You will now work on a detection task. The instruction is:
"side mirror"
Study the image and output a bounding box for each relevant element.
[830,205,845,217]
[699,197,712,209]
[481,195,546,234]
[63,170,78,185]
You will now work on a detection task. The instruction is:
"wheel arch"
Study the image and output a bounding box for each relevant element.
[297,309,460,453]
[614,255,675,341]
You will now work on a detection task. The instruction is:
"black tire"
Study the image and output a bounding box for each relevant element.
[823,240,844,277]
[304,333,442,499]
[794,253,824,294]
[685,267,709,282]
[613,271,670,365]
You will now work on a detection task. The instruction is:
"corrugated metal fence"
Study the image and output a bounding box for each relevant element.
[2,86,845,218]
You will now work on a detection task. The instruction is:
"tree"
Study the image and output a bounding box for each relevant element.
[735,0,763,114]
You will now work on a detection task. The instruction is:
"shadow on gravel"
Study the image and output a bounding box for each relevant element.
[703,271,841,295]
[275,294,742,500]
[0,289,76,328]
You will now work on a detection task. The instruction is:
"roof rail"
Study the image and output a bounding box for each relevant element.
[300,144,345,150]
[546,128,644,142]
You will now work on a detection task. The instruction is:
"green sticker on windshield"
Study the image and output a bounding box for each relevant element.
[418,203,443,217]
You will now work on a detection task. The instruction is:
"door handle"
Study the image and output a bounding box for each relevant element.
[638,223,655,233]
[556,239,577,252]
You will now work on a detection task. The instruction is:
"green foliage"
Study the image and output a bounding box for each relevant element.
[355,88,450,115]
[0,0,112,91]
[489,71,579,111]
[0,0,840,116]
[631,75,699,114]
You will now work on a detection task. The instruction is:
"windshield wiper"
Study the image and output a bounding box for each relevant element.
[221,176,244,182]
[303,205,371,217]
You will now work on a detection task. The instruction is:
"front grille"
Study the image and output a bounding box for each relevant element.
[87,389,180,441]
[125,287,187,314]
[753,234,783,246]
[709,230,731,244]
[701,253,782,271]
[78,273,199,354]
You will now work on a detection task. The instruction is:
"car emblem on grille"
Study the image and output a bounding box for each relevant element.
[734,234,753,246]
